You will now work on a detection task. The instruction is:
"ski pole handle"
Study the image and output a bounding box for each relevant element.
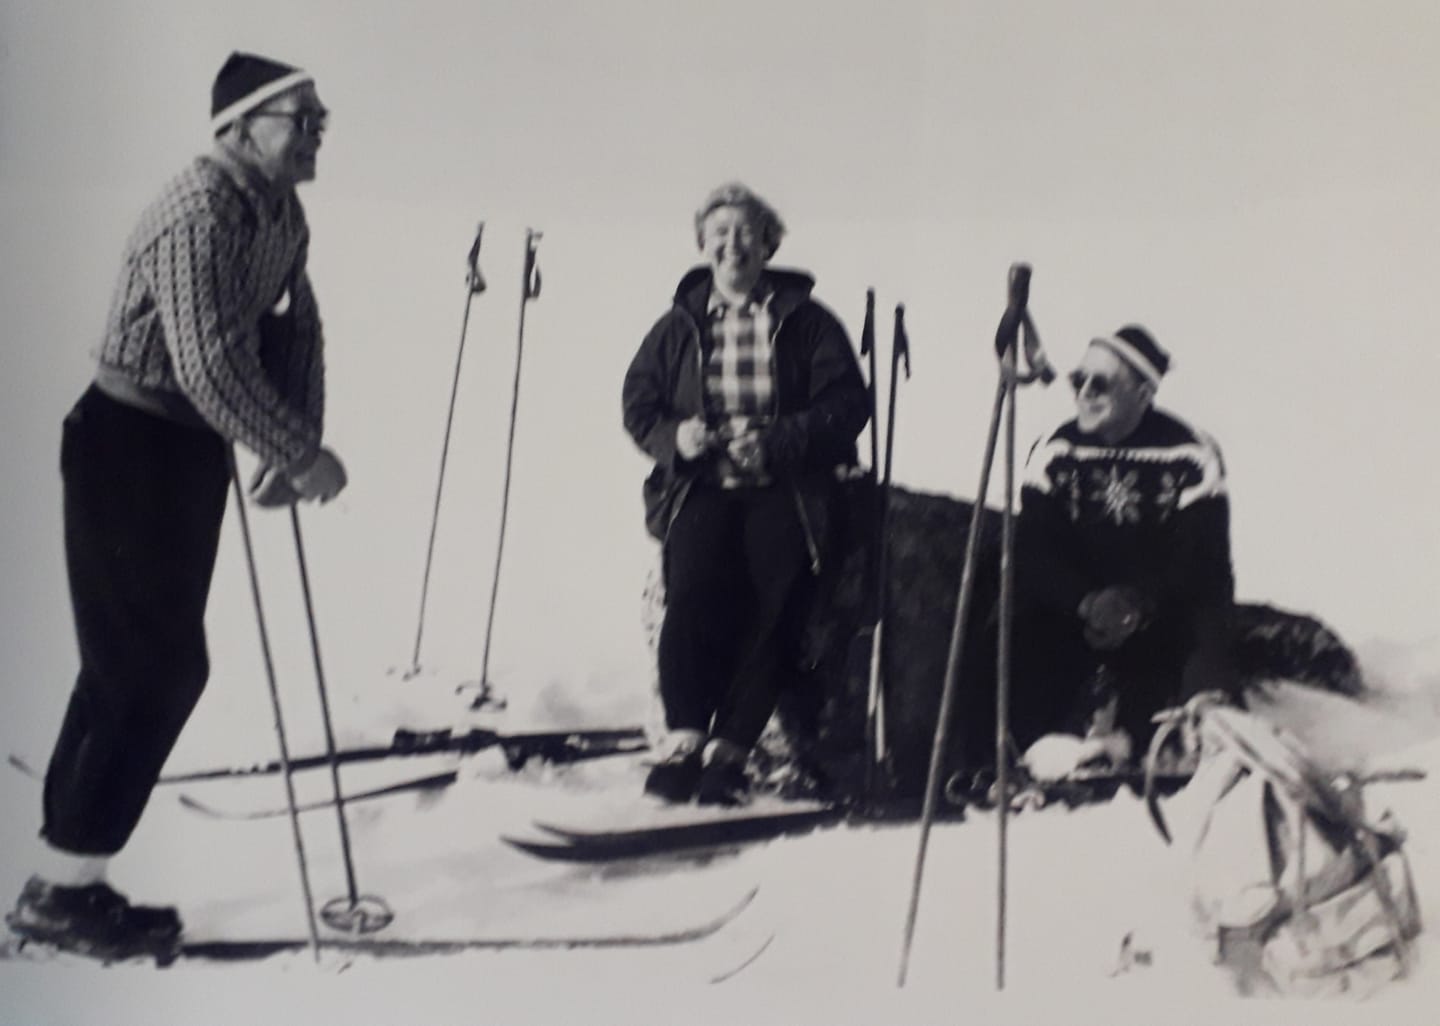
[995,263,1056,386]
[994,263,1031,361]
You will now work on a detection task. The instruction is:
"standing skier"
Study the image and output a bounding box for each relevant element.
[622,183,868,805]
[1010,326,1238,768]
[7,52,346,961]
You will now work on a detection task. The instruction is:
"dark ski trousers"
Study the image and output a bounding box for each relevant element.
[658,483,811,751]
[42,386,230,856]
[1008,600,1238,753]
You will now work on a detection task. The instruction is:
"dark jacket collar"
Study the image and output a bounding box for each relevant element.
[673,266,816,326]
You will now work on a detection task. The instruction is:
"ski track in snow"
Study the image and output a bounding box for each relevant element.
[5,658,1440,1026]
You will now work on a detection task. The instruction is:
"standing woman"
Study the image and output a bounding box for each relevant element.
[7,53,346,961]
[622,183,868,805]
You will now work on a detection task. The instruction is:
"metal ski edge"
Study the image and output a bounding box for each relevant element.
[177,769,459,821]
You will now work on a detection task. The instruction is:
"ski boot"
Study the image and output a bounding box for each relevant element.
[5,876,182,966]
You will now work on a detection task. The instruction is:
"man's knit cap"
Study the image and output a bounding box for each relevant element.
[1093,325,1171,386]
[210,52,312,135]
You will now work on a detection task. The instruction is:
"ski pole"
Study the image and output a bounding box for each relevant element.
[475,228,541,707]
[864,303,910,800]
[858,289,880,798]
[290,507,395,935]
[228,448,322,963]
[860,288,879,490]
[991,265,1054,992]
[407,222,487,679]
[994,310,1019,993]
[897,265,1052,988]
[897,373,1004,988]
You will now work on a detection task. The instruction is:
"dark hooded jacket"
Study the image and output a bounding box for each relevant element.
[622,266,868,568]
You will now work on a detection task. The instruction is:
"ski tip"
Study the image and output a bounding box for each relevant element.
[176,793,221,817]
[498,835,591,862]
[7,753,41,780]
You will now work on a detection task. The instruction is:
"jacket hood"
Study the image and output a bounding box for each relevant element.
[672,266,817,323]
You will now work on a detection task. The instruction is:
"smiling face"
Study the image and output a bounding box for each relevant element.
[699,204,767,299]
[1070,341,1155,443]
[241,82,327,188]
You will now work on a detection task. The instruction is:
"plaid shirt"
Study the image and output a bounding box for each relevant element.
[704,284,775,487]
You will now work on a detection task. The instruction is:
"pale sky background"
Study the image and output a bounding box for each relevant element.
[1,0,1438,1018]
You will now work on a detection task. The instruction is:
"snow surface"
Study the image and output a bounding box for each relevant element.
[4,660,1440,1026]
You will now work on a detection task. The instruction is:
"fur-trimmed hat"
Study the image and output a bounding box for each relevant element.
[1092,325,1171,386]
[210,52,312,135]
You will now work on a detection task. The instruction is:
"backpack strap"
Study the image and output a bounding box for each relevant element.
[1200,706,1416,977]
[1143,690,1230,844]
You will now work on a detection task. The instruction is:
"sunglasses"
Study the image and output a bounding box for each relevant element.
[249,108,329,136]
[1068,369,1122,396]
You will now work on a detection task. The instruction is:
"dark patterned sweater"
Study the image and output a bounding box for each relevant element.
[93,155,324,469]
[1017,407,1234,623]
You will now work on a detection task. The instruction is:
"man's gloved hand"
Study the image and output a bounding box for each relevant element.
[1078,586,1151,651]
[675,417,713,461]
[289,447,348,504]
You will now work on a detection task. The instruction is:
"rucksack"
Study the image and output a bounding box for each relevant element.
[1142,693,1422,997]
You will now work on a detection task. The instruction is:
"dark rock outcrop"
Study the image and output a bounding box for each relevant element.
[769,480,1365,801]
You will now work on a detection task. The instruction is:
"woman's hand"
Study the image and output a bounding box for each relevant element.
[676,417,713,460]
[726,432,765,473]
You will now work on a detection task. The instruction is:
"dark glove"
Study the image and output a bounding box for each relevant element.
[1078,586,1151,651]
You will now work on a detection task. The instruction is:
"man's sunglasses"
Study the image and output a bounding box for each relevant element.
[250,109,329,136]
[1068,369,1121,396]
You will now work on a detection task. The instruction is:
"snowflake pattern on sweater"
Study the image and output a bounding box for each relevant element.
[1018,407,1234,620]
[95,156,324,469]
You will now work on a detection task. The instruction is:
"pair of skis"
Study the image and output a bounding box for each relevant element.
[170,723,647,821]
[9,723,649,821]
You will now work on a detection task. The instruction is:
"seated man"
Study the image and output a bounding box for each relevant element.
[1012,325,1237,775]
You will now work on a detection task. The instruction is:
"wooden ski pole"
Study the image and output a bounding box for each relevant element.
[291,508,394,935]
[407,222,487,678]
[861,288,879,499]
[858,289,882,799]
[898,265,1052,988]
[864,304,911,799]
[897,373,1005,987]
[476,229,542,705]
[228,450,322,963]
[995,318,1019,991]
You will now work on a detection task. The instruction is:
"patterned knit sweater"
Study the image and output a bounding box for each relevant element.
[1017,407,1234,622]
[95,155,323,469]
